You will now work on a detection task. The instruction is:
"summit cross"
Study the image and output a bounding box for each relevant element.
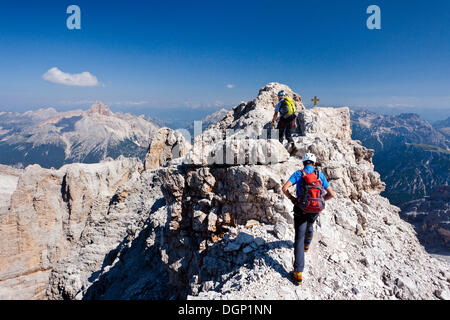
[312,96,320,106]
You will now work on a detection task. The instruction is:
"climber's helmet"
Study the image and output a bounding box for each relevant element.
[302,152,316,165]
[277,90,287,100]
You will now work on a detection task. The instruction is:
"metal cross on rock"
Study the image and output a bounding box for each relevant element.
[311,96,320,106]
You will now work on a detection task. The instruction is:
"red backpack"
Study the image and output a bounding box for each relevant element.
[297,169,326,213]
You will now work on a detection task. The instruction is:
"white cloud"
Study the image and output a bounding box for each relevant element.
[42,67,100,87]
[385,103,415,108]
[226,84,235,89]
[112,101,148,106]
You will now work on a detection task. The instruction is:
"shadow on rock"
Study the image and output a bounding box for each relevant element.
[83,197,172,300]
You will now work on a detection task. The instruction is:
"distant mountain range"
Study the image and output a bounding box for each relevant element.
[0,102,159,169]
[433,116,450,140]
[350,110,449,205]
[347,105,450,124]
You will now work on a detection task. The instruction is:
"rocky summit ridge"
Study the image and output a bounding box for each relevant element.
[0,83,449,300]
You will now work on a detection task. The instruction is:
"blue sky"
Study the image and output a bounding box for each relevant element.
[0,0,449,117]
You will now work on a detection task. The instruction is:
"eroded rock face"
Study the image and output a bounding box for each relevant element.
[297,107,352,142]
[0,164,65,300]
[290,135,384,200]
[0,165,21,213]
[0,83,448,301]
[0,157,143,299]
[144,127,191,170]
[48,168,169,300]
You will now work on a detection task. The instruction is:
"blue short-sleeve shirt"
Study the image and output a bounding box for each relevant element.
[275,101,282,113]
[288,165,330,197]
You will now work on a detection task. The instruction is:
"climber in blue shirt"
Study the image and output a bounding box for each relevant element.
[288,164,330,196]
[281,152,335,285]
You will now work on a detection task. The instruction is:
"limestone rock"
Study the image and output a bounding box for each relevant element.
[0,157,143,299]
[0,165,22,213]
[297,107,352,142]
[234,231,254,246]
[190,82,305,146]
[144,127,191,170]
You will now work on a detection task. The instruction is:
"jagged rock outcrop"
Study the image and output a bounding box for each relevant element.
[400,186,450,253]
[0,165,22,213]
[297,107,352,142]
[0,83,448,300]
[0,157,143,299]
[194,82,305,145]
[144,127,191,170]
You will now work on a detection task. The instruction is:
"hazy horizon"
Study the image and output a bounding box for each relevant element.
[1,99,448,127]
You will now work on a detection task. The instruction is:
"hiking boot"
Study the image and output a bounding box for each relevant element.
[304,245,310,252]
[288,142,298,155]
[292,271,302,285]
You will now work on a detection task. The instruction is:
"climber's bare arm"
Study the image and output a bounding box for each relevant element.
[282,180,296,204]
[324,186,335,201]
[271,112,278,127]
[272,112,278,122]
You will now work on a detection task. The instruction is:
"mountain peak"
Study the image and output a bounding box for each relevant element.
[256,82,303,104]
[87,101,112,116]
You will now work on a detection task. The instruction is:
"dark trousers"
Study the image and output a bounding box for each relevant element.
[293,205,319,272]
[277,115,296,144]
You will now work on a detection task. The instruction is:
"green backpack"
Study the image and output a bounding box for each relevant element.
[280,96,296,118]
